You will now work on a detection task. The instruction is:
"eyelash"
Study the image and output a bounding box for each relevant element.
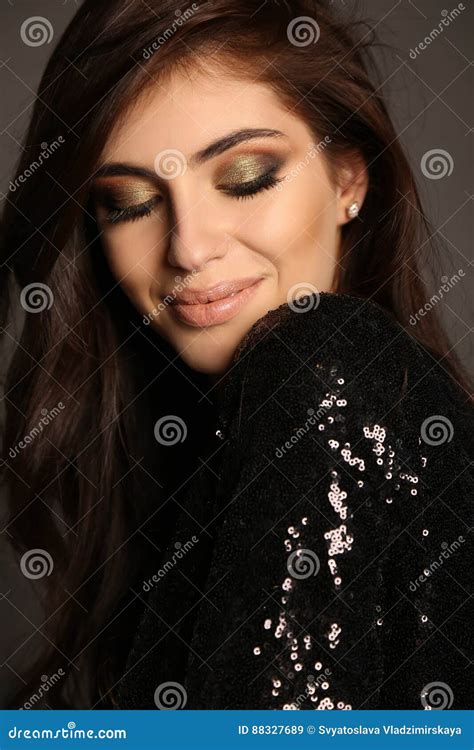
[105,199,157,225]
[219,169,283,200]
[104,169,284,225]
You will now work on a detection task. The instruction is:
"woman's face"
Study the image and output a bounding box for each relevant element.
[93,63,364,374]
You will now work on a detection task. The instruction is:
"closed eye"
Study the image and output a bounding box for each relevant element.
[95,161,285,225]
[104,196,161,225]
[218,168,283,200]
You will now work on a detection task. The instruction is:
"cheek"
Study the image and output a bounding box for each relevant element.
[237,168,339,272]
[101,226,164,296]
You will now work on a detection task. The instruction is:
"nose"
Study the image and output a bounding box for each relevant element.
[167,186,228,273]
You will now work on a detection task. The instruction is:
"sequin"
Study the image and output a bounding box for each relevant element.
[248,357,430,711]
[327,622,342,647]
[324,525,354,556]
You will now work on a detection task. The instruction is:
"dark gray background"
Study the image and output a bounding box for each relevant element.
[0,0,472,705]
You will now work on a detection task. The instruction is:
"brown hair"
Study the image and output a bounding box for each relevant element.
[1,0,471,708]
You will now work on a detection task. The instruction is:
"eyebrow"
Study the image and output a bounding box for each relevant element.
[94,127,287,180]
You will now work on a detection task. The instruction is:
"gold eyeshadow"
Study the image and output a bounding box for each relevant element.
[216,153,279,186]
[92,179,159,208]
[91,152,285,225]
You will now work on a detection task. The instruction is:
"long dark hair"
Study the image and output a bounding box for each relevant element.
[1,0,471,709]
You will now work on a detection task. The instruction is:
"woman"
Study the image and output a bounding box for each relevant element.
[1,0,472,710]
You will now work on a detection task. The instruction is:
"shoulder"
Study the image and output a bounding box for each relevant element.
[220,290,472,485]
[227,291,432,423]
[237,290,404,351]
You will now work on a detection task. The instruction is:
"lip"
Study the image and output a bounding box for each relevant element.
[169,277,264,328]
[172,276,263,305]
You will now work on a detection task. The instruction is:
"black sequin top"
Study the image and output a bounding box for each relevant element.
[115,292,474,710]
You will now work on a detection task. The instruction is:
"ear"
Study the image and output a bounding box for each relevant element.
[335,152,368,226]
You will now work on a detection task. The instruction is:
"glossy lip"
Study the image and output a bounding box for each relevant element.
[169,277,264,328]
[171,276,263,305]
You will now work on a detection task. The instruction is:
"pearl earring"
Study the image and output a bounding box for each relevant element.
[347,201,359,219]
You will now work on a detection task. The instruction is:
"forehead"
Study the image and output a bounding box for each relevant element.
[100,63,308,165]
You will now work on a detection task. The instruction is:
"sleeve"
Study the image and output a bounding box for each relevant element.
[186,297,432,710]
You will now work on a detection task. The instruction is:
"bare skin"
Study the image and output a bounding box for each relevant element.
[93,61,368,375]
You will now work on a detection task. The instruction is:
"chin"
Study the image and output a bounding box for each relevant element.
[179,352,232,376]
[176,341,235,375]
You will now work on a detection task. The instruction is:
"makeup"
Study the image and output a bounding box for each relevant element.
[170,277,264,327]
[217,153,276,183]
[216,153,284,198]
[92,179,160,224]
[92,151,286,225]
